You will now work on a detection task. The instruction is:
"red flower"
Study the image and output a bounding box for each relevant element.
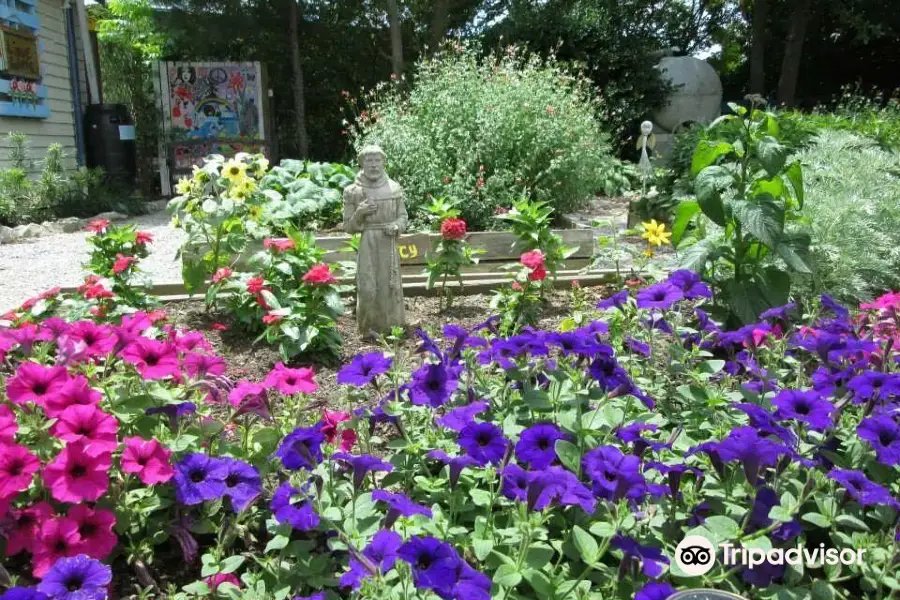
[263,238,295,253]
[84,283,113,300]
[212,267,232,283]
[247,276,266,294]
[520,250,545,270]
[440,218,467,241]
[39,287,61,300]
[262,313,282,325]
[211,322,229,332]
[528,265,547,282]
[112,254,136,275]
[320,410,356,451]
[442,176,452,184]
[256,294,270,310]
[302,263,337,285]
[571,279,581,289]
[85,219,110,233]
[148,309,168,323]
[135,231,153,245]
[512,281,524,292]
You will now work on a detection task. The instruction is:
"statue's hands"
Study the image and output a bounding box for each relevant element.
[356,201,378,220]
[384,223,399,236]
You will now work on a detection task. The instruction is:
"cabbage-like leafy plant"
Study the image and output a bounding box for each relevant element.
[258,160,356,231]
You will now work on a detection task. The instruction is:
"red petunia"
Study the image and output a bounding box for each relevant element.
[212,267,233,283]
[528,265,547,282]
[85,219,110,233]
[263,238,295,253]
[247,276,266,294]
[320,409,356,451]
[520,250,545,270]
[42,441,111,503]
[440,218,467,241]
[211,322,229,332]
[302,263,337,285]
[262,313,282,325]
[120,437,174,485]
[135,231,153,245]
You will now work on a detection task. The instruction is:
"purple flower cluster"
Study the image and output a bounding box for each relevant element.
[173,453,261,511]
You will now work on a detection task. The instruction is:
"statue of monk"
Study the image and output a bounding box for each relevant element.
[342,145,408,336]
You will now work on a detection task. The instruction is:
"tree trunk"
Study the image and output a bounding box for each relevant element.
[430,0,450,51]
[288,0,309,157]
[749,0,768,94]
[386,0,404,76]
[776,0,813,106]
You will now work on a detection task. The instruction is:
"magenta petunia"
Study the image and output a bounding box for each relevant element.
[120,337,181,379]
[263,362,318,395]
[6,362,70,407]
[0,403,17,442]
[63,321,117,358]
[51,404,119,457]
[42,375,103,418]
[120,437,175,484]
[4,500,53,556]
[42,441,111,503]
[0,441,41,498]
[70,504,118,559]
[173,330,213,353]
[183,352,226,378]
[32,516,81,577]
[228,381,272,420]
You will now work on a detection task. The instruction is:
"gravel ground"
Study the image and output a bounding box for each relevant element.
[0,210,184,311]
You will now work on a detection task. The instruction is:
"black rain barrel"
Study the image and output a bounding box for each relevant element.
[84,104,137,187]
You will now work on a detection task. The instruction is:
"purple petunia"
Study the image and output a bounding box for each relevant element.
[820,294,849,318]
[457,421,509,465]
[545,331,607,358]
[372,489,432,528]
[427,450,481,488]
[645,461,702,498]
[858,414,900,466]
[408,362,458,407]
[772,389,836,431]
[733,402,797,446]
[515,423,567,469]
[221,458,262,512]
[612,535,669,578]
[714,427,791,485]
[333,452,393,490]
[436,401,489,432]
[624,336,651,357]
[582,445,647,501]
[635,582,677,600]
[829,469,899,508]
[173,453,228,505]
[340,529,402,590]
[667,269,712,300]
[500,464,530,502]
[527,466,596,514]
[847,371,900,405]
[635,282,684,310]
[337,352,393,386]
[275,425,326,470]
[0,589,49,600]
[270,481,320,530]
[36,555,111,600]
[398,536,463,596]
[760,302,796,322]
[747,487,802,542]
[588,352,632,395]
[597,290,629,311]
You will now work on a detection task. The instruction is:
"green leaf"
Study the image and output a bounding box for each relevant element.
[768,505,793,523]
[775,236,813,274]
[812,580,835,600]
[182,260,207,295]
[264,535,290,553]
[219,555,245,574]
[589,521,617,538]
[493,564,522,587]
[704,516,740,541]
[785,161,804,208]
[679,239,714,273]
[470,489,493,507]
[694,166,730,226]
[801,512,832,528]
[572,525,599,564]
[671,200,700,247]
[523,568,554,597]
[473,538,494,561]
[691,140,733,176]
[757,136,787,177]
[523,388,552,410]
[524,544,555,570]
[730,199,783,247]
[182,582,211,595]
[834,514,869,532]
[758,266,792,307]
[554,440,581,473]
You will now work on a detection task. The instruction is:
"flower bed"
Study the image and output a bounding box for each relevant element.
[1,260,898,599]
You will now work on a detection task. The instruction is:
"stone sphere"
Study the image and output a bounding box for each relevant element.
[652,56,723,132]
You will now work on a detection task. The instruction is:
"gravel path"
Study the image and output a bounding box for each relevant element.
[0,211,185,311]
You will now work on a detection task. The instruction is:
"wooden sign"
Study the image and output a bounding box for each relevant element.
[1,28,40,80]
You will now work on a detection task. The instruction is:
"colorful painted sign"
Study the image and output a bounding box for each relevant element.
[166,63,262,141]
[0,27,40,80]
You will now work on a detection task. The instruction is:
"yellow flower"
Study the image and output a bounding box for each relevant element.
[174,177,192,195]
[222,159,247,183]
[643,248,655,258]
[254,157,270,176]
[641,219,672,247]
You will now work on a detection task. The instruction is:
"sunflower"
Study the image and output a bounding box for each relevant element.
[174,177,192,195]
[222,159,247,183]
[641,219,671,247]
[254,157,270,177]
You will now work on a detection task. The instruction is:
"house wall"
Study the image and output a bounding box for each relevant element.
[0,0,83,173]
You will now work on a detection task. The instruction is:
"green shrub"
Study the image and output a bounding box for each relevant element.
[787,87,900,152]
[258,159,356,231]
[796,129,900,303]
[350,44,622,230]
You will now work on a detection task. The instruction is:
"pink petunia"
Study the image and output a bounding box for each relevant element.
[64,321,117,358]
[51,405,119,456]
[173,330,212,353]
[32,516,81,577]
[183,352,227,378]
[120,437,174,485]
[4,501,53,556]
[119,312,152,336]
[112,253,136,275]
[70,504,117,559]
[229,381,271,420]
[0,403,17,442]
[320,410,357,451]
[205,573,241,591]
[263,362,317,395]
[42,441,111,503]
[42,375,103,418]
[120,338,181,380]
[6,362,70,407]
[135,231,153,245]
[0,441,40,498]
[36,317,71,343]
[1,323,39,355]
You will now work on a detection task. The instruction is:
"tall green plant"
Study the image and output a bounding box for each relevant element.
[673,101,811,324]
[495,198,577,281]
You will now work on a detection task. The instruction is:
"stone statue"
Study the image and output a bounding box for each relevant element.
[342,145,408,335]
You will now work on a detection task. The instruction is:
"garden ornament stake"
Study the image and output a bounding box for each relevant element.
[342,144,408,336]
[637,120,656,194]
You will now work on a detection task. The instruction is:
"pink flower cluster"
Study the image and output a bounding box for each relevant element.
[227,362,318,419]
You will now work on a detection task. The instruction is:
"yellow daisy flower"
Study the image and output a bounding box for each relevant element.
[222,159,247,183]
[174,177,192,195]
[254,157,270,176]
[641,219,672,247]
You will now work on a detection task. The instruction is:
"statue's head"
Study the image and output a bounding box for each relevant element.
[358,145,387,180]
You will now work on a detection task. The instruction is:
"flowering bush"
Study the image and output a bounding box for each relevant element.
[495,197,576,286]
[3,266,900,599]
[423,198,484,311]
[83,220,156,309]
[206,229,346,359]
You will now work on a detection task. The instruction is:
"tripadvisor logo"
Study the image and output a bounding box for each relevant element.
[674,534,866,577]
